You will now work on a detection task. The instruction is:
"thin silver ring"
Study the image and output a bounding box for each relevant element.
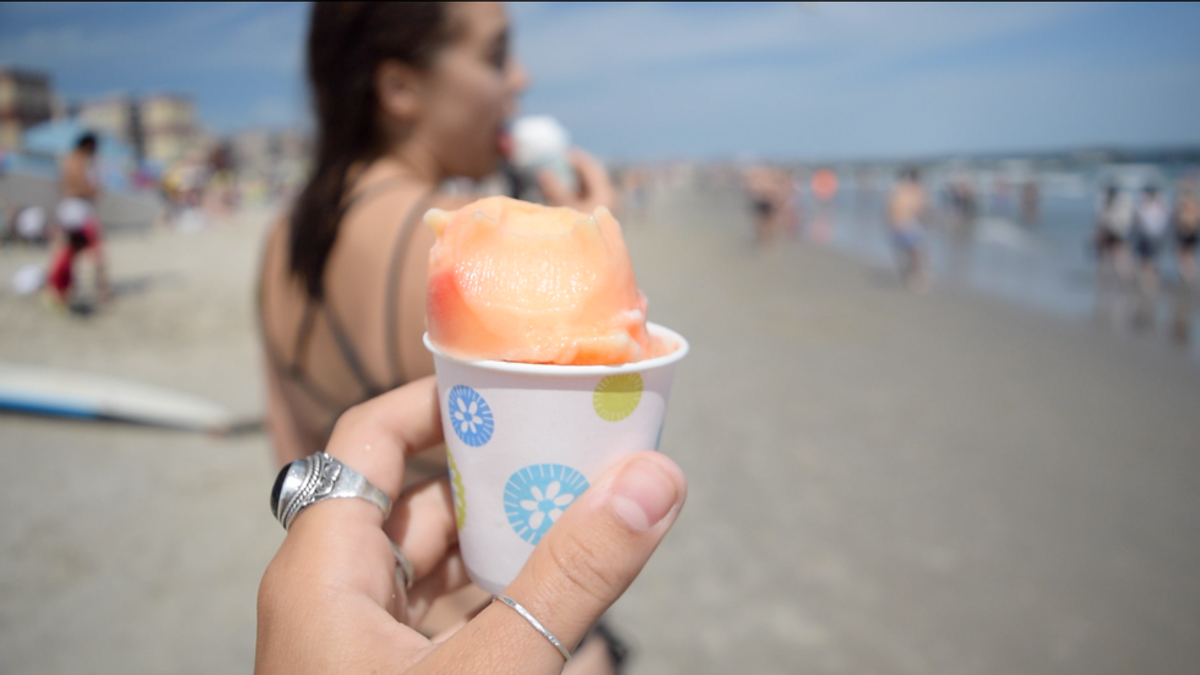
[390,540,415,591]
[493,595,571,663]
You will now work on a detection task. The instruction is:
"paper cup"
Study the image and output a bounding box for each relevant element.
[423,323,688,595]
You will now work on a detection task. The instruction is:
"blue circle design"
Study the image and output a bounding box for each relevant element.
[504,464,590,545]
[447,385,494,447]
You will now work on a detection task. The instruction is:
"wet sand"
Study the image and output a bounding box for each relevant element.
[1,188,1199,674]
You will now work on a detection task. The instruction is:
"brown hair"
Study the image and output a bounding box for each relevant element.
[290,2,450,299]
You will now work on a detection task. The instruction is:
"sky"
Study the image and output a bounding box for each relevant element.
[2,1,1199,161]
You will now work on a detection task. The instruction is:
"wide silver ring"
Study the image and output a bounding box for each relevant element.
[271,451,392,530]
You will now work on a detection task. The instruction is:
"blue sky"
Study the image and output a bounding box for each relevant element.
[2,2,1198,160]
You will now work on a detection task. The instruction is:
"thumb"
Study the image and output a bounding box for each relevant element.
[504,452,686,653]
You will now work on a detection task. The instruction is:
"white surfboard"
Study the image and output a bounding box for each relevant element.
[0,362,240,432]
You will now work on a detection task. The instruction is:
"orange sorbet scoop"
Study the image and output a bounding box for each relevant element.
[425,196,669,365]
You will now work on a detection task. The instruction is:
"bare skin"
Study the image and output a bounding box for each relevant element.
[55,147,111,302]
[61,150,99,200]
[887,177,929,292]
[744,166,790,254]
[1174,185,1200,287]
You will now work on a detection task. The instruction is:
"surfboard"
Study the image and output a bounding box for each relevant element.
[0,362,239,432]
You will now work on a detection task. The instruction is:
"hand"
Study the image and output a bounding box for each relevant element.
[539,148,617,214]
[255,377,687,675]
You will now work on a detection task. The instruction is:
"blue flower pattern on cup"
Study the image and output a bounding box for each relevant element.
[448,385,494,446]
[505,464,589,545]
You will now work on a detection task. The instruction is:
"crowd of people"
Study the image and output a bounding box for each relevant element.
[1094,181,1200,291]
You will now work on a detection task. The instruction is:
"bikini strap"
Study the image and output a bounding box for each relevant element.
[322,299,384,398]
[258,286,343,414]
[318,181,432,400]
[384,191,434,388]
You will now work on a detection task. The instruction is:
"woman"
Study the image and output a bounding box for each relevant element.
[1132,185,1169,296]
[257,2,619,669]
[1094,184,1134,285]
[1173,181,1200,286]
[259,2,612,469]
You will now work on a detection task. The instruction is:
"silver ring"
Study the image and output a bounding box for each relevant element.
[271,452,392,530]
[494,595,571,663]
[391,540,415,591]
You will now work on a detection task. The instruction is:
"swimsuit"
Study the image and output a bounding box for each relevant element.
[752,198,774,218]
[1178,230,1199,251]
[891,221,924,250]
[47,201,101,299]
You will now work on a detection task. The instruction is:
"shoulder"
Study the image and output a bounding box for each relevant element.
[259,211,295,293]
[340,186,479,239]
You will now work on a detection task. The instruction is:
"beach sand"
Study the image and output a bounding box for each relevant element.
[1,188,1198,674]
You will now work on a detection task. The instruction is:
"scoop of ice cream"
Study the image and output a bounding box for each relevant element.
[426,196,668,365]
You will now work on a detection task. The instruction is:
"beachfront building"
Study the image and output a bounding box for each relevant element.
[0,68,54,150]
[77,94,141,152]
[231,129,274,176]
[75,92,197,165]
[228,128,311,205]
[141,94,196,165]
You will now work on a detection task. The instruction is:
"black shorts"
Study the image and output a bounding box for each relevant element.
[1135,235,1161,261]
[1098,230,1124,251]
[67,230,90,252]
[752,198,774,218]
[1178,231,1199,251]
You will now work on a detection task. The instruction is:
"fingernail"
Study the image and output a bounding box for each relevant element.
[611,459,678,532]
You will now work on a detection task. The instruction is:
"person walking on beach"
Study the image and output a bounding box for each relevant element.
[1133,185,1169,297]
[887,167,929,292]
[1020,178,1040,227]
[744,165,790,254]
[1094,184,1134,286]
[46,132,110,308]
[1172,181,1200,287]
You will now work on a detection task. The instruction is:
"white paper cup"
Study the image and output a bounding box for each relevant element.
[423,322,688,595]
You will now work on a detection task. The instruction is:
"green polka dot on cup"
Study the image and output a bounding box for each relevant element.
[593,373,643,422]
[447,450,466,530]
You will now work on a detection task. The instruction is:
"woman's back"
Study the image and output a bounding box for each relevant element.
[259,169,451,463]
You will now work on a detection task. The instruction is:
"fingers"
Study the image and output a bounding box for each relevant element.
[537,147,617,214]
[536,165,574,205]
[325,376,443,501]
[384,477,475,627]
[415,451,687,675]
[405,549,472,628]
[261,378,466,665]
[384,477,459,582]
[568,148,615,211]
[270,377,447,619]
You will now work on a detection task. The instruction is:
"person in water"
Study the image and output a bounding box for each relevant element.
[887,167,930,292]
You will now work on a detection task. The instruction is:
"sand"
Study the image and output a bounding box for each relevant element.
[1,186,1198,674]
